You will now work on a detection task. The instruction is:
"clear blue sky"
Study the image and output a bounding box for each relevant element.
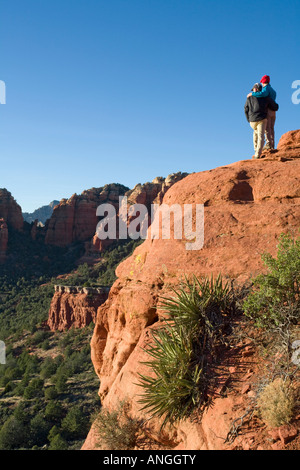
[1,0,299,212]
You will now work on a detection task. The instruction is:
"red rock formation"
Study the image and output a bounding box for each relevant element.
[45,175,188,250]
[0,189,23,263]
[0,188,23,230]
[0,218,8,263]
[45,184,128,247]
[90,172,188,254]
[47,286,109,331]
[83,130,300,451]
[276,129,300,159]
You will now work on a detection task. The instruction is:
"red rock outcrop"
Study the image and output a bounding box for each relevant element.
[45,184,129,247]
[83,130,300,451]
[45,174,188,250]
[88,173,188,255]
[0,218,8,263]
[0,189,24,263]
[0,188,23,230]
[47,285,110,331]
[276,129,300,159]
[125,172,189,207]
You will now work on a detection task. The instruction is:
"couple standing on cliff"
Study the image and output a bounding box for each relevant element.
[244,75,279,159]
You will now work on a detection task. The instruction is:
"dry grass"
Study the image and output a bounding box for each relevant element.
[257,377,295,428]
[94,401,141,450]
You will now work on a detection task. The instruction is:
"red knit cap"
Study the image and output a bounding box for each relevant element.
[261,75,270,84]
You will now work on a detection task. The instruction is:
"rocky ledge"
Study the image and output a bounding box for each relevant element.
[83,129,300,451]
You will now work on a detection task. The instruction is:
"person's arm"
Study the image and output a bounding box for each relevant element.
[251,87,269,98]
[267,97,279,112]
[247,86,270,99]
[244,100,250,122]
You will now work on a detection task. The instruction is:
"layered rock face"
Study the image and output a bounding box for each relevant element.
[45,175,188,250]
[0,189,23,263]
[0,219,8,263]
[0,188,23,230]
[125,172,189,207]
[90,172,188,253]
[276,129,300,159]
[83,130,300,450]
[48,285,110,331]
[45,184,129,247]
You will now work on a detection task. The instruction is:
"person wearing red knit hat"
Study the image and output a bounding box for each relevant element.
[244,83,278,159]
[247,75,278,150]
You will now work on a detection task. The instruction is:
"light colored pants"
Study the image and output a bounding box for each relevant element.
[250,119,267,158]
[265,109,276,149]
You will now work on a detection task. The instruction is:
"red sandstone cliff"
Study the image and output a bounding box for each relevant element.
[0,188,23,231]
[45,174,188,250]
[0,189,23,263]
[82,130,300,451]
[89,172,188,254]
[47,286,110,331]
[44,184,128,247]
[0,219,8,263]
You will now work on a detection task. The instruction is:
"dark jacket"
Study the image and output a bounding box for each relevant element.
[244,95,279,123]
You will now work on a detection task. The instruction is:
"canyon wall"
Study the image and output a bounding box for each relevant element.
[0,219,8,264]
[0,188,23,231]
[44,184,129,247]
[0,188,23,263]
[45,173,188,250]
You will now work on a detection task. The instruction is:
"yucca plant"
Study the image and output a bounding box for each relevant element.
[138,274,234,427]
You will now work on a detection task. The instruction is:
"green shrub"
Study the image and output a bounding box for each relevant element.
[48,424,60,441]
[3,381,15,395]
[30,330,52,346]
[243,233,300,329]
[94,401,140,450]
[138,274,235,427]
[48,432,68,450]
[23,378,44,399]
[44,386,58,400]
[13,403,30,424]
[40,357,60,379]
[29,414,51,447]
[0,416,28,450]
[61,406,87,439]
[45,401,64,422]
